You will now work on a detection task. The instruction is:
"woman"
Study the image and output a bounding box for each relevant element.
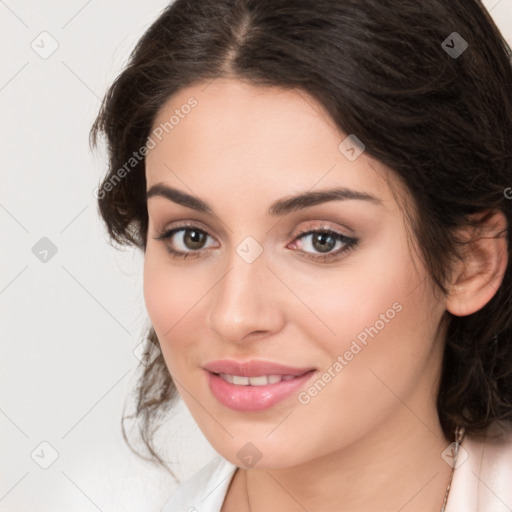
[90,0,512,510]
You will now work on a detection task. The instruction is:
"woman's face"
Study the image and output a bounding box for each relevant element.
[144,79,449,468]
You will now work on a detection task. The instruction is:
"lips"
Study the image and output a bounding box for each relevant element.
[203,359,315,378]
[203,359,317,412]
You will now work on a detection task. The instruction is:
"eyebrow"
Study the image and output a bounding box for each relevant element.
[146,183,383,216]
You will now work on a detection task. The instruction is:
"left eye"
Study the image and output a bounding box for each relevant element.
[154,227,217,258]
[292,229,358,258]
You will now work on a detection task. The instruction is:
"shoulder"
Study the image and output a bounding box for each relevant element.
[160,456,238,512]
[446,420,512,512]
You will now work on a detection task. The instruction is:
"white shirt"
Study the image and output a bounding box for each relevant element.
[161,422,512,512]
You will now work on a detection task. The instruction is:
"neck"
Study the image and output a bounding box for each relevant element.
[243,411,453,512]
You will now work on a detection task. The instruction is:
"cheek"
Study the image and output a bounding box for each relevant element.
[143,254,172,331]
[289,280,438,452]
[295,224,437,390]
[143,245,201,326]
[288,225,413,351]
[142,250,215,373]
[142,253,191,359]
[312,274,441,418]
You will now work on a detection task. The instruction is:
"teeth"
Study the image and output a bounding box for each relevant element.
[219,374,297,386]
[221,373,234,384]
[248,375,268,386]
[232,375,249,385]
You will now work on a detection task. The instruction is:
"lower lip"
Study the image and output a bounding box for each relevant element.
[206,370,316,412]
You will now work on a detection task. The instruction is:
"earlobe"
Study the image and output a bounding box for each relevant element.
[446,209,508,317]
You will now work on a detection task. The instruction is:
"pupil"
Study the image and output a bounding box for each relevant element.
[185,230,206,250]
[313,233,335,253]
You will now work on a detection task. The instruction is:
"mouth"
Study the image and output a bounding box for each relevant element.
[205,367,317,412]
[203,359,316,378]
[214,373,305,385]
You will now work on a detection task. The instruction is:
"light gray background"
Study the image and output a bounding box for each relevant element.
[1,1,511,511]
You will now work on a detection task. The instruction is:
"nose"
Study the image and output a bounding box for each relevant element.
[207,244,286,345]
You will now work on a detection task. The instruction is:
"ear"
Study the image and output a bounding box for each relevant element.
[446,209,509,317]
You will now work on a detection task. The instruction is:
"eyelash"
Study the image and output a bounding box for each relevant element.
[152,223,359,262]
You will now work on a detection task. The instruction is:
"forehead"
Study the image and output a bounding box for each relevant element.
[145,79,401,208]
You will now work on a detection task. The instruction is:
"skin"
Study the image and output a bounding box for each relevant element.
[143,79,508,512]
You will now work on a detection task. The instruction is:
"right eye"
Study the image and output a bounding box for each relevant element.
[153,225,218,259]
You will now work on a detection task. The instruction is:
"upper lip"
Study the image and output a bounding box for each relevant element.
[203,360,315,377]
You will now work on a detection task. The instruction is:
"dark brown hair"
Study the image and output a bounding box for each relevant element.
[90,0,512,474]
